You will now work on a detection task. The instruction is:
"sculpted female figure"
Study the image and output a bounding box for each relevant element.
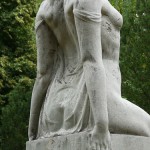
[28,0,150,149]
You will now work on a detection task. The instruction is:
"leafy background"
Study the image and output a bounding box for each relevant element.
[0,0,149,149]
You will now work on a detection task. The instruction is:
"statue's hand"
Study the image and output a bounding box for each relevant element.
[28,126,37,141]
[28,125,37,141]
[28,114,38,141]
[90,125,112,150]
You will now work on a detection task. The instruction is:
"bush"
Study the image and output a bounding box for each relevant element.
[1,79,34,150]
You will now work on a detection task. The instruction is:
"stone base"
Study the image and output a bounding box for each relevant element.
[26,132,150,150]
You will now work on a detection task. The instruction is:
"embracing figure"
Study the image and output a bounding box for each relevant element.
[28,0,150,149]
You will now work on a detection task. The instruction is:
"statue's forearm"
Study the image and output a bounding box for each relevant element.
[74,1,108,130]
[29,75,51,129]
[83,63,108,130]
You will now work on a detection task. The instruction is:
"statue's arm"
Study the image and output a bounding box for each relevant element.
[73,0,111,149]
[28,15,57,141]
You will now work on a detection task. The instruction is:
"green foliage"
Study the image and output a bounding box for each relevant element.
[0,0,36,106]
[1,80,34,150]
[0,0,37,149]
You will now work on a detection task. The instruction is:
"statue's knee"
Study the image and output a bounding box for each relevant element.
[144,128,150,137]
[143,116,150,137]
[147,122,150,137]
[140,123,150,137]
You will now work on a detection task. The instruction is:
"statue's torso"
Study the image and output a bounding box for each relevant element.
[42,0,123,56]
[39,0,123,94]
[37,0,123,138]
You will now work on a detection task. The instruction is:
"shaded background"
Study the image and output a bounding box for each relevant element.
[0,0,149,149]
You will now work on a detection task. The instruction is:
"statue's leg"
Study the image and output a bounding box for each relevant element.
[107,93,150,136]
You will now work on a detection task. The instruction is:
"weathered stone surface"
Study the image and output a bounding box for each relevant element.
[28,0,150,149]
[26,133,150,150]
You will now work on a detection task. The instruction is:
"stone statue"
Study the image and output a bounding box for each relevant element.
[28,0,150,149]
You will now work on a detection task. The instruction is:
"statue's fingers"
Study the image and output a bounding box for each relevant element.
[108,142,112,150]
[89,133,92,148]
[105,146,111,150]
[90,142,97,150]
[88,134,91,149]
[96,143,100,150]
[100,143,107,150]
[100,146,105,150]
[29,136,35,141]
